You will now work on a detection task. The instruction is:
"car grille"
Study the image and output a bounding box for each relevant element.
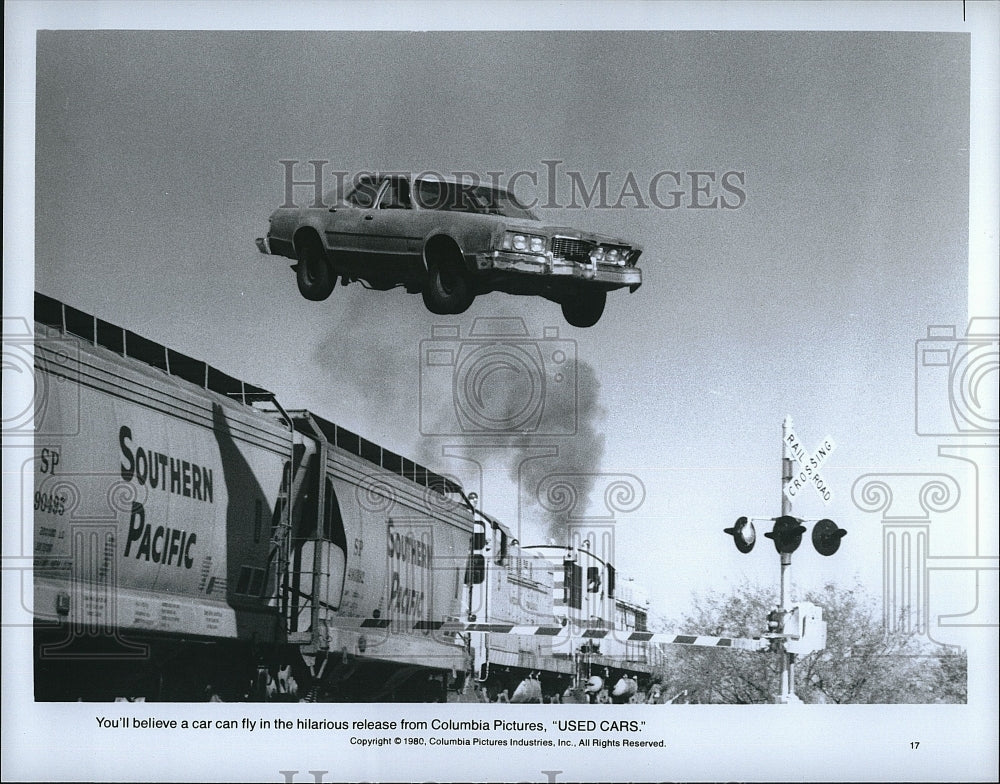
[551,237,594,263]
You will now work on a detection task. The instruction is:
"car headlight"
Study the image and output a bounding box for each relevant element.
[502,232,547,254]
[593,246,629,265]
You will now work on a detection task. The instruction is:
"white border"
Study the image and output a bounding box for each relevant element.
[4,2,998,783]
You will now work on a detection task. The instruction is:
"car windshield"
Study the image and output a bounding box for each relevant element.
[414,180,538,220]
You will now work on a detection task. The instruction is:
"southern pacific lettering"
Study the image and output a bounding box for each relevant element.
[124,501,196,569]
[119,425,214,503]
[386,520,433,567]
[386,521,432,618]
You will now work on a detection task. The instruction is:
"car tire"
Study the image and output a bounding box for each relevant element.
[561,289,607,328]
[296,237,336,301]
[422,257,475,315]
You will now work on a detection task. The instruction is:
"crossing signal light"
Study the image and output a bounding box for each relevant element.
[812,518,847,556]
[765,516,806,554]
[724,516,756,553]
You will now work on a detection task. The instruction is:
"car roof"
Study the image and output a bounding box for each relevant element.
[361,172,513,192]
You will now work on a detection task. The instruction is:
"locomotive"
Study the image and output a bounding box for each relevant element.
[30,292,661,702]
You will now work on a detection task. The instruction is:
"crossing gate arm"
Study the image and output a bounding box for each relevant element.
[322,617,768,652]
[651,633,769,652]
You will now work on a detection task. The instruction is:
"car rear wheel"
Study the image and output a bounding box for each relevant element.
[422,256,475,315]
[296,237,336,301]
[561,289,607,328]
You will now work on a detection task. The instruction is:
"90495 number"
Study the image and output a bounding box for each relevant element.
[34,491,68,516]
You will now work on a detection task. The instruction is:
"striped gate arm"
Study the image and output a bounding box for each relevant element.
[324,617,769,652]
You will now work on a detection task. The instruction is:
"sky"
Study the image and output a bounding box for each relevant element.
[5,3,998,783]
[30,28,973,617]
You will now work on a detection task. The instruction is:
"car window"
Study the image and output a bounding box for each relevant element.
[414,180,479,213]
[414,180,450,211]
[474,188,538,220]
[378,178,412,209]
[414,180,538,220]
[346,179,381,208]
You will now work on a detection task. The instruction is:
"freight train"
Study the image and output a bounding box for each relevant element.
[30,292,664,702]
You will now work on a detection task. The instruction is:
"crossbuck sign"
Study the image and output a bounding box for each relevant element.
[783,426,836,505]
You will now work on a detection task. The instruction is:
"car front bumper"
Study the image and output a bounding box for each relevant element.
[255,236,271,254]
[476,250,642,292]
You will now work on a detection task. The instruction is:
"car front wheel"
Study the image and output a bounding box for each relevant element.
[422,257,475,315]
[561,289,607,328]
[296,238,336,301]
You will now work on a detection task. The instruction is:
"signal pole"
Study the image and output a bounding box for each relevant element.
[779,416,797,704]
[724,416,845,705]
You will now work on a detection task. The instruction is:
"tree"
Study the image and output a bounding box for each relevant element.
[653,579,966,704]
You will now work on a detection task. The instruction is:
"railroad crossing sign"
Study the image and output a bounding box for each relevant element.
[782,425,836,505]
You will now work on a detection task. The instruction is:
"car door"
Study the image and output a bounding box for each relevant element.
[322,178,383,275]
[363,177,424,280]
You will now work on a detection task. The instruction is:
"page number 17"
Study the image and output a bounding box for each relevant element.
[911,742,920,749]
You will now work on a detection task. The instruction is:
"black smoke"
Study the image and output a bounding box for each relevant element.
[309,292,607,546]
